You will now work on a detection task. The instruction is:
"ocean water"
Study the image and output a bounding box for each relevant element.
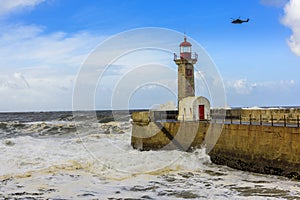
[1,111,300,200]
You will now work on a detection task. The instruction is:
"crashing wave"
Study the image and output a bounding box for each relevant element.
[0,120,132,138]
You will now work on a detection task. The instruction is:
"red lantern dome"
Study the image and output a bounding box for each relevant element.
[180,36,192,59]
[180,36,192,47]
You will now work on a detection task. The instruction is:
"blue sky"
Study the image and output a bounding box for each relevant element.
[0,0,300,111]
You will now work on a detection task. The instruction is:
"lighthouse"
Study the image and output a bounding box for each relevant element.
[174,36,198,103]
[174,36,210,121]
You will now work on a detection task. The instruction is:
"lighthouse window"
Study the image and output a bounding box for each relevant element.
[186,69,193,76]
[181,46,191,52]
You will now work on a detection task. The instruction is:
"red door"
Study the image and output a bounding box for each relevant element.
[199,105,205,120]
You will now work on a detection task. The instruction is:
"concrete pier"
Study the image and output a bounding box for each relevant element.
[131,109,300,179]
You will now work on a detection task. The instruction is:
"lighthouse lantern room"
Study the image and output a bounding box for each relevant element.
[180,36,192,60]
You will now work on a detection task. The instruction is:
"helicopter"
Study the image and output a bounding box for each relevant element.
[231,17,250,24]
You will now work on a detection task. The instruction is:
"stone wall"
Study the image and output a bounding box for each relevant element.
[210,124,300,179]
[225,108,300,124]
[131,111,150,125]
[131,122,208,151]
[131,110,300,179]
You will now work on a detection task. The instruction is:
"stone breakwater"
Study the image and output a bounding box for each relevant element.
[131,109,300,179]
[224,107,300,125]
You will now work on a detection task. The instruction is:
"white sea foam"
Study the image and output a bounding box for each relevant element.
[242,106,263,110]
[1,121,300,199]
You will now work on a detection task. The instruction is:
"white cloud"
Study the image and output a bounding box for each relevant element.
[14,72,30,88]
[281,0,300,57]
[0,24,103,70]
[0,70,75,111]
[0,0,45,16]
[227,78,296,94]
[0,75,74,111]
[228,78,254,94]
[225,78,299,107]
[0,23,105,111]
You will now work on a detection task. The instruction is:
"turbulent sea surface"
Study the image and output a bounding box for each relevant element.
[1,111,300,200]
